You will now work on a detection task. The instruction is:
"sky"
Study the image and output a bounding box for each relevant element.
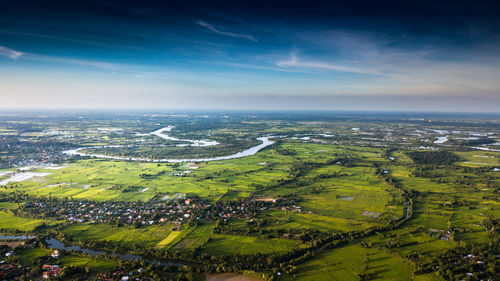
[1,0,500,112]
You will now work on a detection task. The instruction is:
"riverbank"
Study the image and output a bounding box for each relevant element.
[63,133,274,163]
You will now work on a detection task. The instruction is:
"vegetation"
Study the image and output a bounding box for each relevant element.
[0,112,499,280]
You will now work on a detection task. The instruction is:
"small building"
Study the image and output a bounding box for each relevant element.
[51,250,60,258]
[42,265,61,279]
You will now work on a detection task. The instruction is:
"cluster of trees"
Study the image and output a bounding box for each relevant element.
[407,150,460,166]
[139,170,166,179]
[448,137,496,146]
[273,142,297,156]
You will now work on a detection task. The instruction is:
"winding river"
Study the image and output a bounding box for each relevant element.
[433,136,448,144]
[45,238,183,267]
[63,126,274,163]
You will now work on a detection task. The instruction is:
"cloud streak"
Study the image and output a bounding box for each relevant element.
[277,52,369,74]
[29,54,118,70]
[0,45,118,70]
[0,46,25,59]
[0,47,118,70]
[197,21,257,42]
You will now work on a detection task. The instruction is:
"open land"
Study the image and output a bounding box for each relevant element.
[0,111,498,281]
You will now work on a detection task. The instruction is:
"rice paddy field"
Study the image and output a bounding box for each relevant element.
[282,243,417,281]
[0,211,62,232]
[0,113,499,281]
[61,223,177,248]
[17,247,118,273]
[201,234,301,256]
[1,151,291,202]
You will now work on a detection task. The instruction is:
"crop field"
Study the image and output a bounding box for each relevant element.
[387,161,498,245]
[17,247,53,264]
[455,150,500,167]
[201,234,301,256]
[58,255,117,273]
[298,173,395,222]
[171,222,215,252]
[62,223,176,249]
[2,150,292,202]
[0,211,61,231]
[0,113,499,281]
[17,247,117,273]
[282,243,416,281]
[261,210,370,233]
[254,161,405,237]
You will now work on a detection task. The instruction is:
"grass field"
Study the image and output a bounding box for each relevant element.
[1,150,292,202]
[455,150,500,167]
[262,210,371,233]
[59,255,117,273]
[201,234,301,255]
[282,243,418,281]
[0,211,60,231]
[0,143,397,204]
[171,222,215,252]
[62,223,176,249]
[17,247,53,264]
[257,162,405,235]
[17,247,117,273]
[388,161,497,245]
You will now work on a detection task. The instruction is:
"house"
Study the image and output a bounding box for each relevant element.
[5,251,14,257]
[42,265,61,279]
[51,250,60,258]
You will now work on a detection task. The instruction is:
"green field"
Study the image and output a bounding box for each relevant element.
[2,151,292,202]
[62,223,177,249]
[282,243,418,281]
[201,234,301,255]
[455,150,500,167]
[0,115,498,281]
[171,222,215,252]
[0,211,60,231]
[17,247,117,273]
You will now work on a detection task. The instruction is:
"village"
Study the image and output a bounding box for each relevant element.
[13,195,294,229]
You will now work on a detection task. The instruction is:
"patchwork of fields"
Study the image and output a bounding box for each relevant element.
[1,116,499,281]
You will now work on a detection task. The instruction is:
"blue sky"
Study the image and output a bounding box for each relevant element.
[1,0,500,111]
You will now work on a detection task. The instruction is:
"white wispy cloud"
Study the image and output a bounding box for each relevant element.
[0,46,25,59]
[277,52,369,74]
[221,62,309,73]
[197,21,257,42]
[0,30,145,51]
[0,45,118,70]
[275,30,500,96]
[30,54,118,70]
